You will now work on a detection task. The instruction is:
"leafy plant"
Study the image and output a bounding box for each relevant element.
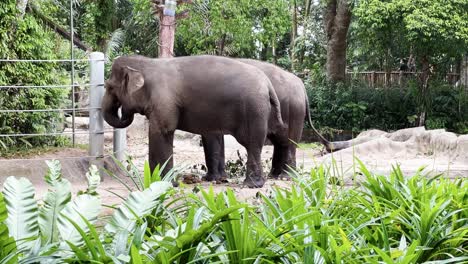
[1,159,466,263]
[3,177,39,253]
[0,193,16,263]
[306,78,468,134]
[0,0,70,154]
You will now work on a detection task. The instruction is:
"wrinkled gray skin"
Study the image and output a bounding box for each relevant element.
[102,55,284,188]
[202,59,343,181]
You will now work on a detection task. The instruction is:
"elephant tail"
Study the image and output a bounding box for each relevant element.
[304,88,350,152]
[268,83,285,129]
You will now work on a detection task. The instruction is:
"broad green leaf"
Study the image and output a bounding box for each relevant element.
[85,165,101,194]
[105,181,172,233]
[57,194,101,248]
[39,160,71,244]
[2,177,38,251]
[131,244,143,264]
[0,193,16,262]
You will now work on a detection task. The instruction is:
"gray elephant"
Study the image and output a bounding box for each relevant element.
[201,59,341,182]
[102,55,284,188]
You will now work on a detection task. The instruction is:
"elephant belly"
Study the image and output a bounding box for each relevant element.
[176,107,238,135]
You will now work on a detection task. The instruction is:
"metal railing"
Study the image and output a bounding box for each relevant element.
[0,52,126,162]
[346,71,461,88]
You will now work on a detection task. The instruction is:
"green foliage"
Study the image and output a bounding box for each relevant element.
[105,181,172,234]
[306,79,468,133]
[38,160,72,244]
[352,0,468,70]
[2,159,466,263]
[2,177,39,252]
[0,193,17,263]
[176,0,290,57]
[57,194,101,248]
[0,0,69,153]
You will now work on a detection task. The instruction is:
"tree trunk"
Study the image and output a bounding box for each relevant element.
[217,33,226,56]
[159,14,176,58]
[460,54,468,88]
[418,55,431,126]
[260,42,268,61]
[290,0,298,71]
[28,5,91,51]
[324,0,352,83]
[16,0,28,19]
[272,39,277,65]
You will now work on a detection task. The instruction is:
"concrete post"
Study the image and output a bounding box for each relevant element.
[89,52,105,158]
[113,110,126,161]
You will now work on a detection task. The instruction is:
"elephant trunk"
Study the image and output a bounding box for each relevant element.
[102,93,135,129]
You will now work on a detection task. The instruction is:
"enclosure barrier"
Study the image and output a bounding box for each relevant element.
[0,52,126,164]
[345,71,461,88]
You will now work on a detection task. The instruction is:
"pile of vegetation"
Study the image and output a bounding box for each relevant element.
[307,78,468,134]
[0,160,466,263]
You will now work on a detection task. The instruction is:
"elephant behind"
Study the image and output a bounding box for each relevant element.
[102,55,284,188]
[202,59,341,182]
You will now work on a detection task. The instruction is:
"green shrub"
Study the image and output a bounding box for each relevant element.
[0,0,70,153]
[1,160,466,263]
[306,78,468,134]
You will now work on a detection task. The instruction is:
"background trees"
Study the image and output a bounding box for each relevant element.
[1,0,467,149]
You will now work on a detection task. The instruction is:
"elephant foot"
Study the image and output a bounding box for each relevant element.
[243,175,266,188]
[216,175,229,184]
[202,173,229,184]
[268,171,291,181]
[268,172,280,179]
[202,173,217,182]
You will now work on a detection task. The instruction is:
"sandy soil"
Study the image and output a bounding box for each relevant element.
[1,122,467,206]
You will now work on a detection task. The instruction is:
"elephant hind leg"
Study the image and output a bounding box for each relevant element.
[234,129,267,188]
[201,134,228,183]
[243,146,266,188]
[268,134,290,179]
[286,116,305,174]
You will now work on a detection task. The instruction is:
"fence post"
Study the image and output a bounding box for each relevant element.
[89,52,105,160]
[113,115,126,161]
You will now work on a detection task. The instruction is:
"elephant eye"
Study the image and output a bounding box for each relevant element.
[104,81,113,91]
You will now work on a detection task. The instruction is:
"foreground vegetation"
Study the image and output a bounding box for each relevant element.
[0,160,466,263]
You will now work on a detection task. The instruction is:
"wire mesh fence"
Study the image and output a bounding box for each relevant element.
[0,53,121,161]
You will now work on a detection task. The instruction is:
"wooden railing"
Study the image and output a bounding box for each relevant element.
[345,71,460,87]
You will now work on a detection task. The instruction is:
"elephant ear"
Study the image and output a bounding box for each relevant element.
[123,66,144,95]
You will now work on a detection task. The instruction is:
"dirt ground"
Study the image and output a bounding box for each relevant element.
[1,123,467,206]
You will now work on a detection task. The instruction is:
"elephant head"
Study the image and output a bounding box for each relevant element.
[102,63,145,129]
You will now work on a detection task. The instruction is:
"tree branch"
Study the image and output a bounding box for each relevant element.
[27,4,91,51]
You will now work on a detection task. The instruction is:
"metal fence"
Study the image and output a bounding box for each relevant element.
[0,52,125,163]
[346,71,461,88]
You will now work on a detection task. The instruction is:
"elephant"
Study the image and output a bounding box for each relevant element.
[201,59,343,182]
[101,55,284,188]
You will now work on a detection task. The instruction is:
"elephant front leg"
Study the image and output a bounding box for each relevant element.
[148,130,175,179]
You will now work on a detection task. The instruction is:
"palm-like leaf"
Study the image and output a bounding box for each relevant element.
[84,165,100,195]
[105,28,124,59]
[105,181,172,233]
[0,193,16,262]
[39,183,71,245]
[2,177,39,252]
[44,160,62,186]
[57,194,101,248]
